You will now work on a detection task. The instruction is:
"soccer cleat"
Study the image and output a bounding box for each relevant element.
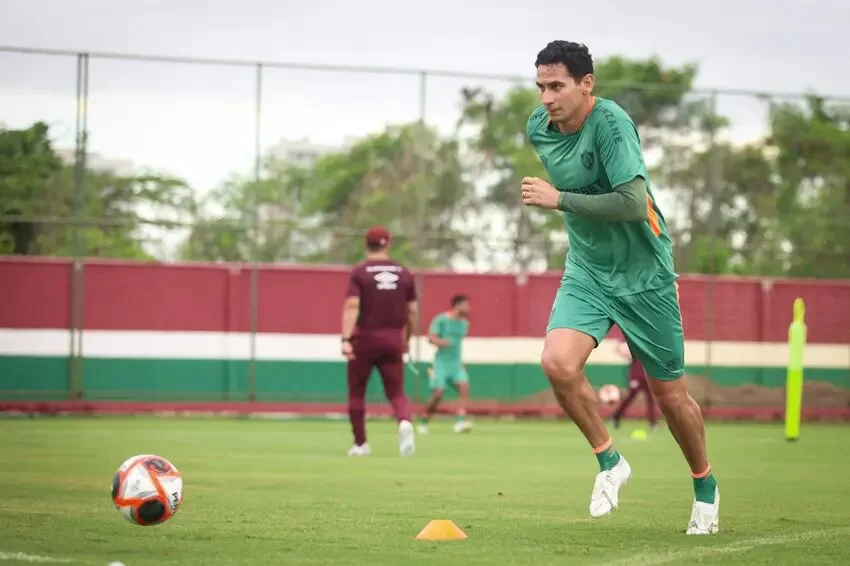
[686,487,720,535]
[452,420,472,434]
[589,455,631,518]
[398,420,415,457]
[417,423,429,434]
[347,443,371,457]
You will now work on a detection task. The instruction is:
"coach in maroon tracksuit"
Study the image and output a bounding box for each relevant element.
[340,226,418,457]
[610,338,658,430]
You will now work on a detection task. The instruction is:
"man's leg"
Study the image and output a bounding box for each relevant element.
[376,352,415,457]
[346,355,373,456]
[610,379,640,428]
[641,377,659,429]
[451,368,471,433]
[419,365,445,432]
[542,283,630,518]
[614,284,719,534]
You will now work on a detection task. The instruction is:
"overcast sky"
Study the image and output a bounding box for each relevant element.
[1,0,847,194]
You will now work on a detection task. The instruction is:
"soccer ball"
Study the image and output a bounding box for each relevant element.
[598,384,622,404]
[111,454,183,526]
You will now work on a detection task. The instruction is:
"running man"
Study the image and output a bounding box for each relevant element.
[341,226,417,457]
[521,40,719,534]
[418,294,472,434]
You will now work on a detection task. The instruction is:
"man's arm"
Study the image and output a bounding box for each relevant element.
[403,300,418,347]
[557,105,650,222]
[341,296,359,341]
[342,271,361,341]
[557,176,648,222]
[427,316,450,348]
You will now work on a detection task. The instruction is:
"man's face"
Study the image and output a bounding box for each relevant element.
[454,300,469,318]
[536,63,592,123]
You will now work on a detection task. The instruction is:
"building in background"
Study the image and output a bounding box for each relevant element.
[268,137,355,169]
[55,148,136,177]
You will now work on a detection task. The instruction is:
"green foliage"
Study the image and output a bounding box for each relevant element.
[0,122,193,258]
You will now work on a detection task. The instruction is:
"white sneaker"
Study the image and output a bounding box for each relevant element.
[398,420,415,457]
[452,420,472,433]
[589,455,631,518]
[686,487,720,535]
[417,423,429,434]
[347,443,371,456]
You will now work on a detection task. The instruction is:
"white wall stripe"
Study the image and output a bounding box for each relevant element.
[0,329,848,368]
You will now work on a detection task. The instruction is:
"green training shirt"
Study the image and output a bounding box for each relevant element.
[527,97,677,296]
[429,312,469,367]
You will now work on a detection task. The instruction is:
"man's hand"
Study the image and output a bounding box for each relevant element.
[521,177,560,209]
[342,340,355,360]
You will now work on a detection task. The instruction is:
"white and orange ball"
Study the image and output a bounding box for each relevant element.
[598,384,622,405]
[111,454,183,526]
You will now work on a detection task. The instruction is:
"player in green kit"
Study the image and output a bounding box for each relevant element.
[521,41,719,535]
[418,295,472,434]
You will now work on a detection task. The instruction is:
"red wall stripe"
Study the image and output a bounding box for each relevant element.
[1,258,848,344]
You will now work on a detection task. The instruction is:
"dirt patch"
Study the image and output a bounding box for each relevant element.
[523,375,850,409]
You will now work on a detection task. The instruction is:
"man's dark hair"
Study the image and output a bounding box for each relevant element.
[535,41,594,81]
[450,294,468,307]
[366,242,385,252]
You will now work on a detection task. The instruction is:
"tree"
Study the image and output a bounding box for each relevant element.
[769,96,850,278]
[0,122,194,259]
[458,57,702,271]
[301,121,476,267]
[182,122,475,268]
[179,160,316,263]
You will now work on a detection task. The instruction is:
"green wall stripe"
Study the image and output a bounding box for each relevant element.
[2,356,848,403]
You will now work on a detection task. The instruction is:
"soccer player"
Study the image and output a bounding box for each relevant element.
[521,40,719,534]
[418,294,472,434]
[341,226,417,457]
[609,338,658,431]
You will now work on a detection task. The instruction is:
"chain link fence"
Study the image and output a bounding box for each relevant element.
[2,46,849,408]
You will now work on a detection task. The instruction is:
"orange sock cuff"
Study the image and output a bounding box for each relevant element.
[592,438,613,454]
[691,465,712,479]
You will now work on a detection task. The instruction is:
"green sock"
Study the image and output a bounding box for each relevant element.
[595,446,621,472]
[419,417,429,425]
[456,413,465,422]
[693,471,717,504]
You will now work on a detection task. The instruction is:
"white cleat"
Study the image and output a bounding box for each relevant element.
[347,443,371,456]
[589,456,631,518]
[417,424,429,434]
[398,420,415,457]
[686,487,720,535]
[452,420,472,434]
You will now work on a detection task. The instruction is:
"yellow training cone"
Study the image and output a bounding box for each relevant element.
[415,519,468,540]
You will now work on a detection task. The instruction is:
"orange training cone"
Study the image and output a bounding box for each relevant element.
[415,519,468,540]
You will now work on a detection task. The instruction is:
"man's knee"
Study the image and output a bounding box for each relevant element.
[648,377,691,411]
[541,328,596,386]
[541,347,585,386]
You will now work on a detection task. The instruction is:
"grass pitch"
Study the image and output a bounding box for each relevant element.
[1,416,848,565]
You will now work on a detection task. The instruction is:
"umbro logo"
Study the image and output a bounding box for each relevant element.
[373,271,399,290]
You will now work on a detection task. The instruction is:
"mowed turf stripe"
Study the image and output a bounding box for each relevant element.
[599,526,850,565]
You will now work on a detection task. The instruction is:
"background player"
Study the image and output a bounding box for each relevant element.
[341,226,417,457]
[608,337,658,431]
[521,40,719,534]
[418,294,472,434]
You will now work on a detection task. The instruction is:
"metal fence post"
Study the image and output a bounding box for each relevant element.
[247,63,264,403]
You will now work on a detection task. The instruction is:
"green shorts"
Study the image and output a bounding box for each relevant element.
[429,362,469,391]
[546,278,685,380]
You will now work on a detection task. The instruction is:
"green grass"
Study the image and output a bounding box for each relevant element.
[1,417,848,565]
